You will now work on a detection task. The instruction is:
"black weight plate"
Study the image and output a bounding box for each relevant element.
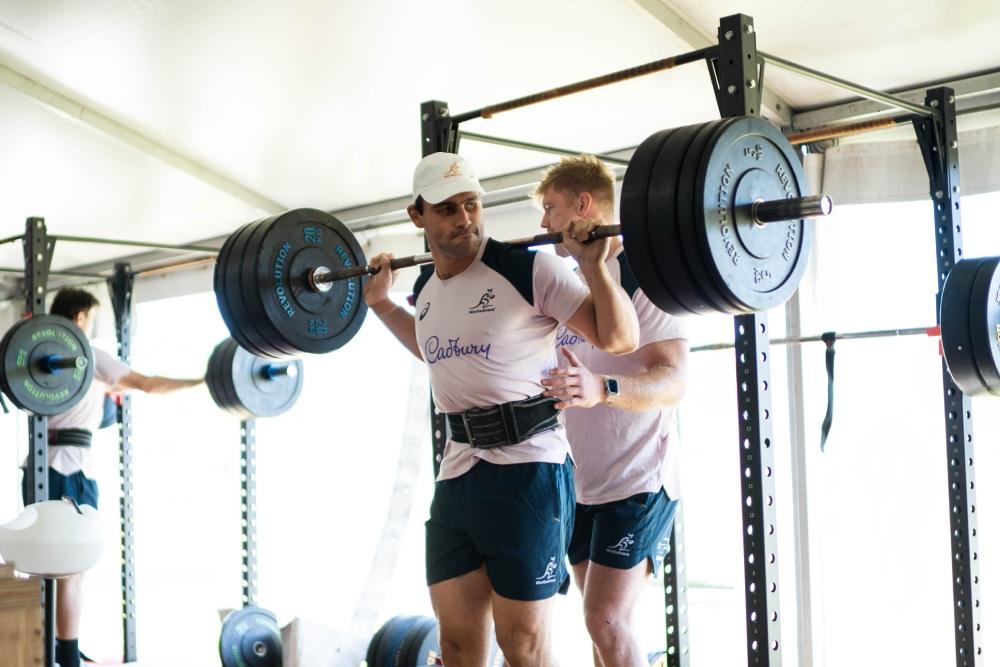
[0,315,95,416]
[365,620,391,667]
[675,117,748,313]
[205,339,230,412]
[941,258,990,396]
[373,616,421,667]
[229,344,304,418]
[396,616,437,666]
[249,209,368,356]
[212,223,253,354]
[230,220,298,359]
[208,339,248,418]
[968,256,1000,392]
[695,116,813,313]
[647,120,729,314]
[218,605,282,667]
[221,221,277,359]
[621,130,689,316]
[241,220,303,360]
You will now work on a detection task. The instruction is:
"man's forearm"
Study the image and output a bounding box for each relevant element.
[142,376,203,394]
[604,365,686,412]
[579,262,639,354]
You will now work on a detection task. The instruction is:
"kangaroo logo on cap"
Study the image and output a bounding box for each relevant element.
[444,161,462,178]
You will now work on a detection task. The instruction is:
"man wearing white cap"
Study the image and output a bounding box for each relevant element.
[364,152,640,667]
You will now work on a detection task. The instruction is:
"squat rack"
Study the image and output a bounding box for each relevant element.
[1,225,220,665]
[419,11,979,667]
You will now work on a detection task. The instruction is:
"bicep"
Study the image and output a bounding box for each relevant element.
[563,294,598,343]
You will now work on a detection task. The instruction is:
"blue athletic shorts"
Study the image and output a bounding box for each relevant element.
[568,487,678,576]
[426,456,575,601]
[21,468,99,510]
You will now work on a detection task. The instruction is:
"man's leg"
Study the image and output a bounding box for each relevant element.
[56,574,84,639]
[571,561,604,667]
[492,593,557,667]
[429,566,494,667]
[580,560,650,667]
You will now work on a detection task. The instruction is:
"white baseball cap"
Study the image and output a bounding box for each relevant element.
[412,152,486,205]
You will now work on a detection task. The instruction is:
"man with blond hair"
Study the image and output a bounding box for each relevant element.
[364,152,639,667]
[537,154,689,667]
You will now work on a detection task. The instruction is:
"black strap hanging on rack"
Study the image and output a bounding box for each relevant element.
[820,332,837,452]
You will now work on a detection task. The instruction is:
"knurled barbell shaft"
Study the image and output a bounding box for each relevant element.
[752,194,832,224]
[308,193,832,288]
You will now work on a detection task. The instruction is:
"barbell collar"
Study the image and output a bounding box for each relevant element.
[39,355,87,374]
[751,194,833,225]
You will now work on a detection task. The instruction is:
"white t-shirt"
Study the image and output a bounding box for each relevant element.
[557,248,687,505]
[413,237,589,481]
[46,346,130,478]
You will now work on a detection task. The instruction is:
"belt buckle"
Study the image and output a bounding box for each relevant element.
[461,411,475,447]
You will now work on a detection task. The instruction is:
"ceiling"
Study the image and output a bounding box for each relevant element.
[0,0,996,277]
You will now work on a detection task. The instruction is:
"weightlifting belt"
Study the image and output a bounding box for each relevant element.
[48,428,93,448]
[446,394,560,449]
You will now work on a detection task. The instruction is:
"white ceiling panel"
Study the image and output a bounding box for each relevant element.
[0,0,994,270]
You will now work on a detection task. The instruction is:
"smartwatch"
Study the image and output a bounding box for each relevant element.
[603,376,620,404]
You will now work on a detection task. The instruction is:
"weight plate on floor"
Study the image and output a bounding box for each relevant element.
[218,605,282,667]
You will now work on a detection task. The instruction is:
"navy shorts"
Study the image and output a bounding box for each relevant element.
[21,468,99,510]
[568,487,678,576]
[426,457,575,601]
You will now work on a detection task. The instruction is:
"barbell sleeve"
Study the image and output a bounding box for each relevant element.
[261,363,298,380]
[752,194,833,225]
[38,355,86,373]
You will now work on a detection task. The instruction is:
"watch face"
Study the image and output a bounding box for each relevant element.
[606,377,620,395]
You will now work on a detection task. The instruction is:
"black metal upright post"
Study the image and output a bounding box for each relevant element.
[420,99,458,477]
[710,14,782,666]
[23,216,56,667]
[240,418,259,607]
[914,87,982,666]
[662,505,689,666]
[108,262,137,663]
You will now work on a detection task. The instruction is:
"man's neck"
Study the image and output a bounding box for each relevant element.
[432,250,478,280]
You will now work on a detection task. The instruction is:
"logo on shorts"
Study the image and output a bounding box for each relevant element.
[469,288,496,314]
[419,302,430,321]
[606,533,635,557]
[535,556,558,585]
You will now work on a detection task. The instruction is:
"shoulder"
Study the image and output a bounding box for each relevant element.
[480,238,537,306]
[410,264,435,303]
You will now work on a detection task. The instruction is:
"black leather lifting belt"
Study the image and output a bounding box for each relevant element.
[447,394,560,449]
[48,428,93,448]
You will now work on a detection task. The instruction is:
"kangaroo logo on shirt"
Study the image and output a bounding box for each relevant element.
[468,288,496,314]
[535,556,558,585]
[419,302,430,321]
[606,533,635,556]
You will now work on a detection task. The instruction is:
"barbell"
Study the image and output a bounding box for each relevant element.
[214,115,829,360]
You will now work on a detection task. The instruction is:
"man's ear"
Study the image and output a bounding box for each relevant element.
[406,205,424,229]
[577,192,593,216]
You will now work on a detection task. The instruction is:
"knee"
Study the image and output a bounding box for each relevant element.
[495,623,547,663]
[439,627,489,663]
[584,605,632,648]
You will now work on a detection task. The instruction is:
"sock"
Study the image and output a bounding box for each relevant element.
[56,638,80,667]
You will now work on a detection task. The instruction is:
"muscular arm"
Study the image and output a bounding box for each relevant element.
[559,220,639,355]
[542,338,688,411]
[368,300,422,360]
[116,371,203,394]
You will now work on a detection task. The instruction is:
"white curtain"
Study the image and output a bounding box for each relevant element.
[821,125,1000,205]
